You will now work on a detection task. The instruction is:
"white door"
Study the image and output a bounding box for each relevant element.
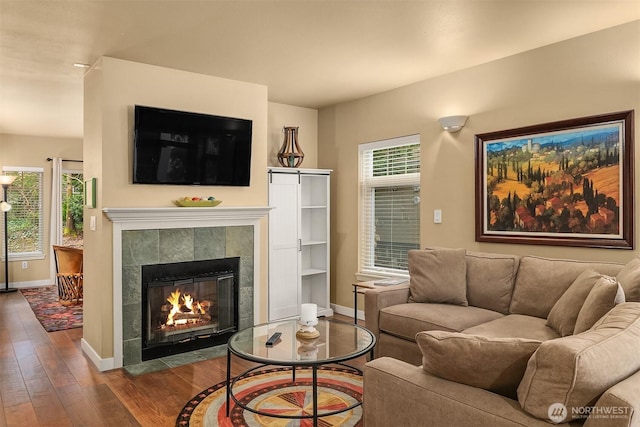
[268,172,301,320]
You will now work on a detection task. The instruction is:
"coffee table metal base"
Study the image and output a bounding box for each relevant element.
[226,351,364,426]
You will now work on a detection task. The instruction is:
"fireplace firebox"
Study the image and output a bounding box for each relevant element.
[141,258,239,361]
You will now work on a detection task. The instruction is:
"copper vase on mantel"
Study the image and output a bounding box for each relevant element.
[277,126,304,168]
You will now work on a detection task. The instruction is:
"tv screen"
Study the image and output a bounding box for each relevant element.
[133,106,252,186]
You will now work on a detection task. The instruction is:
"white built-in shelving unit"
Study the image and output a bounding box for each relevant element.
[268,167,332,321]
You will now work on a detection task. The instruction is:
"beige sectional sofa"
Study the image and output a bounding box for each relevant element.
[363,248,640,426]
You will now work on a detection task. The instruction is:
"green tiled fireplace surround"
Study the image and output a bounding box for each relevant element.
[121,225,254,366]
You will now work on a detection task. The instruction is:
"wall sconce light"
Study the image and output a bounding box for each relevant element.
[0,174,17,294]
[438,115,468,133]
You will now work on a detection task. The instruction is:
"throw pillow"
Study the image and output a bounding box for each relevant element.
[546,269,602,337]
[518,302,640,423]
[616,256,640,302]
[573,276,625,334]
[416,330,541,399]
[408,248,468,306]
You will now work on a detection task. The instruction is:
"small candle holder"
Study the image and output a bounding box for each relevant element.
[296,321,320,340]
[297,303,320,340]
[297,340,318,360]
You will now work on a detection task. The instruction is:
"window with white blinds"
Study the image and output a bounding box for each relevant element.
[359,135,420,275]
[2,167,44,259]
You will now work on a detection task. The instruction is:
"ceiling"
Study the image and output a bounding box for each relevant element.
[1,1,638,139]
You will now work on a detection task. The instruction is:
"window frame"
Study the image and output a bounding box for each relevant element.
[1,166,45,261]
[358,134,421,279]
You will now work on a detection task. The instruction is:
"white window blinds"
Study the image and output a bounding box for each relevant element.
[359,135,420,275]
[2,167,44,258]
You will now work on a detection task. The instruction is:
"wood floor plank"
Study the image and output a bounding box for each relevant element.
[11,339,36,358]
[3,402,39,427]
[55,382,107,427]
[0,376,31,408]
[34,343,77,388]
[82,383,141,427]
[47,330,79,358]
[0,391,6,427]
[16,353,47,381]
[24,377,72,427]
[105,374,171,427]
[170,359,227,391]
[0,358,19,382]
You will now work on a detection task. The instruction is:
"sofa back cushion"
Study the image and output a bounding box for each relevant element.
[517,302,640,423]
[616,256,640,302]
[408,248,468,306]
[465,251,519,314]
[509,256,623,318]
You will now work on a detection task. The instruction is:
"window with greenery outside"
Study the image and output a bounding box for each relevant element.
[62,172,84,247]
[5,170,43,256]
[360,137,421,275]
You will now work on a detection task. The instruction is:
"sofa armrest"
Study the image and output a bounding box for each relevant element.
[364,357,576,427]
[364,284,410,347]
[583,370,640,427]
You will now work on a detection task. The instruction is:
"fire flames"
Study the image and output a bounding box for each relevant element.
[165,289,206,326]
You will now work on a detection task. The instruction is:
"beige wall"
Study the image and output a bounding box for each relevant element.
[0,134,82,285]
[82,57,318,361]
[319,21,640,311]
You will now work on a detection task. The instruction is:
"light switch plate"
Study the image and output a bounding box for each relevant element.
[434,209,442,224]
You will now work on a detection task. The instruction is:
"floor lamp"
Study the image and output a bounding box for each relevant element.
[0,175,17,294]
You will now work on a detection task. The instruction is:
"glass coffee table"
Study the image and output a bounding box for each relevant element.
[226,318,375,426]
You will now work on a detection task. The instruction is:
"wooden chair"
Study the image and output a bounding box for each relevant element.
[53,245,83,306]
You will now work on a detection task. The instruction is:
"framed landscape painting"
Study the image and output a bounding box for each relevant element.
[475,110,634,249]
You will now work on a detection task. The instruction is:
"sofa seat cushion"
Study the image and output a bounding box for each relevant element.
[463,314,560,342]
[379,303,504,341]
[517,302,640,423]
[510,256,623,319]
[417,330,541,399]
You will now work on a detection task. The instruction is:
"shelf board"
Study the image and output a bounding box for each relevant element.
[301,240,326,246]
[302,268,327,276]
[301,205,327,209]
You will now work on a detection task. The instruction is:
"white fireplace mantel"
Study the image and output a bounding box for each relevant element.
[103,206,272,224]
[89,205,271,371]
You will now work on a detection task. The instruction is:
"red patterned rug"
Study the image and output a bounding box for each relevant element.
[19,285,83,332]
[176,366,363,427]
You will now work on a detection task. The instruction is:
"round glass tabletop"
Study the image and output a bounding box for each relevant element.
[227,319,375,365]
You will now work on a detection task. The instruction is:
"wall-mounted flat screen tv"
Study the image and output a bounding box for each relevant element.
[133,105,252,186]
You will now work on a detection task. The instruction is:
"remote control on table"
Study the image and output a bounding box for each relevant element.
[265,332,282,346]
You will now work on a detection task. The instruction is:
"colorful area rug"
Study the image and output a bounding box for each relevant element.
[176,366,363,427]
[19,285,83,332]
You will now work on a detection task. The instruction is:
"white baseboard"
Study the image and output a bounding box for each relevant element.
[330,303,364,322]
[81,338,115,372]
[7,279,51,289]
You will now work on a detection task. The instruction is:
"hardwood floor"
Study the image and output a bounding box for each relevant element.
[0,290,365,426]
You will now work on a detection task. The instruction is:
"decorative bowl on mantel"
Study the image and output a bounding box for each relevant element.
[173,198,222,207]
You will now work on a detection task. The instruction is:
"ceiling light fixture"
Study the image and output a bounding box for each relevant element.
[438,115,468,133]
[73,63,91,69]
